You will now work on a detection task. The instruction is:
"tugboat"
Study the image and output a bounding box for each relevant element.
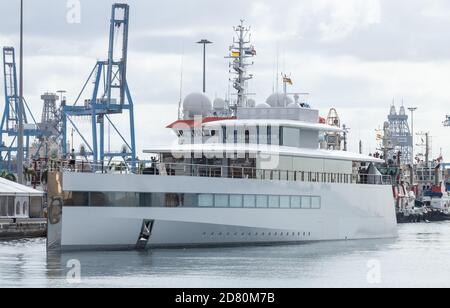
[376,107,450,223]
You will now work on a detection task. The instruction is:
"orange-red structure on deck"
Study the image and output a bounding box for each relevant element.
[166,117,236,129]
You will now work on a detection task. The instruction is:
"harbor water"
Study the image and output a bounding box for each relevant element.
[1,222,449,288]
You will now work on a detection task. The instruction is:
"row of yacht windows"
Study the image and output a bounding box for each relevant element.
[63,191,321,209]
[198,194,321,209]
[181,126,281,145]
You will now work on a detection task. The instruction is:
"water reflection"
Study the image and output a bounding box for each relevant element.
[43,237,397,287]
[1,222,450,287]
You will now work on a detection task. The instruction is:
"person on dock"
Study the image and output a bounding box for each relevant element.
[69,149,76,171]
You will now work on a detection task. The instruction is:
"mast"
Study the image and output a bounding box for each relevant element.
[226,20,255,110]
[17,0,25,184]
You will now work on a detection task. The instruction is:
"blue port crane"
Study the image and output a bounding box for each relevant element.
[0,47,40,172]
[62,3,136,167]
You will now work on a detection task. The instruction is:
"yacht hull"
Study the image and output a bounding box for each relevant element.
[58,174,398,251]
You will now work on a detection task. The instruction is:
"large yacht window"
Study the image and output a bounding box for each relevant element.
[311,197,321,209]
[291,196,301,208]
[256,195,268,208]
[199,194,214,207]
[268,195,280,208]
[243,195,256,208]
[64,192,89,206]
[215,195,229,207]
[62,191,321,210]
[301,196,312,209]
[230,195,243,208]
[280,196,290,208]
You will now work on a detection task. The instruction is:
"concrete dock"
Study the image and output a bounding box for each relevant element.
[0,218,46,240]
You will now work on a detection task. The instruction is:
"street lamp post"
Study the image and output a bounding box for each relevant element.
[197,39,212,93]
[17,0,25,184]
[408,107,418,165]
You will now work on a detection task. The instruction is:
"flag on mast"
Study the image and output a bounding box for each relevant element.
[283,75,293,85]
[231,51,240,58]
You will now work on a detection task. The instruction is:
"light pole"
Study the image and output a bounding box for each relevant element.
[197,39,212,93]
[408,107,418,165]
[57,90,66,103]
[17,0,25,184]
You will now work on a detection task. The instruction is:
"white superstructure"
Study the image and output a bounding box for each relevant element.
[48,21,398,252]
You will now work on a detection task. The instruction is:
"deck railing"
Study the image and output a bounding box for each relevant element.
[43,160,392,186]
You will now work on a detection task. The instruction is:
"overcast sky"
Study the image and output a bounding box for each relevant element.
[1,0,450,159]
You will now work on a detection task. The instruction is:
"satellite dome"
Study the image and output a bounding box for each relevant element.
[266,93,293,107]
[247,99,256,108]
[256,102,271,108]
[213,98,226,110]
[183,92,212,118]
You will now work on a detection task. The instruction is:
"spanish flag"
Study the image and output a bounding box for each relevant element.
[231,51,240,58]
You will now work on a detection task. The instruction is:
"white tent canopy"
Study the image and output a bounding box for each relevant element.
[0,177,43,196]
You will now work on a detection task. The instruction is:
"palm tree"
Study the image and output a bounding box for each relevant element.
[0,170,17,182]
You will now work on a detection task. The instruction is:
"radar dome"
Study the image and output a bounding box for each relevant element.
[183,92,212,118]
[266,93,293,107]
[213,98,226,110]
[247,99,256,108]
[256,102,271,109]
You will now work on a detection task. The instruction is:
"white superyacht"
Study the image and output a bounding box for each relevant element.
[48,21,397,251]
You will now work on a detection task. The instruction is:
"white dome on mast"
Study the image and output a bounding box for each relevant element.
[213,98,226,110]
[183,92,212,118]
